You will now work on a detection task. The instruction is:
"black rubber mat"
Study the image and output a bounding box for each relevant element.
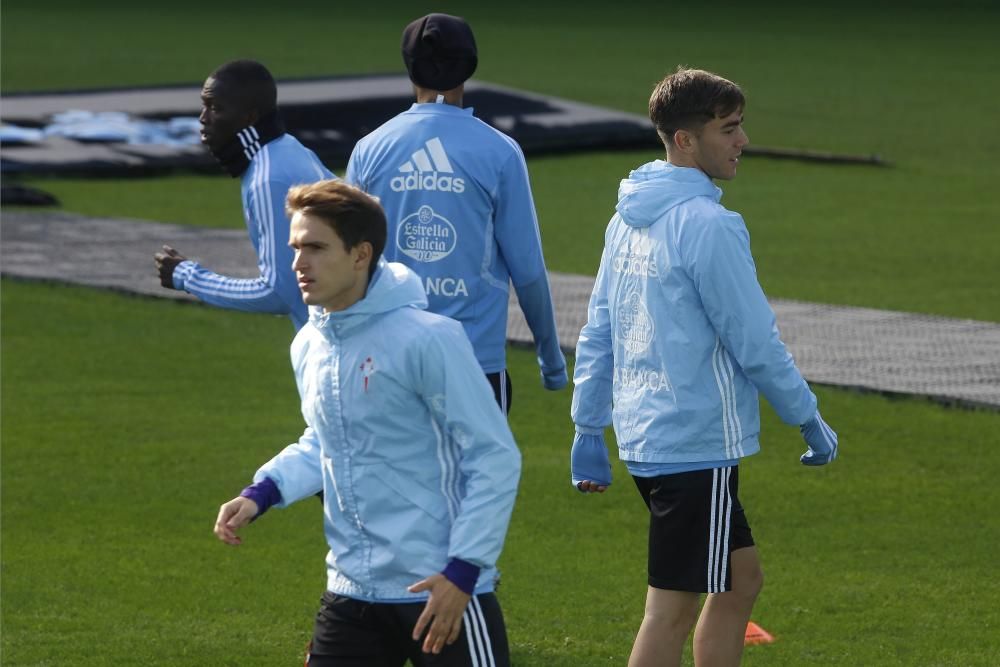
[1,75,657,175]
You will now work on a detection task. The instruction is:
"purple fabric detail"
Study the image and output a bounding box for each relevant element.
[239,477,282,519]
[442,558,481,595]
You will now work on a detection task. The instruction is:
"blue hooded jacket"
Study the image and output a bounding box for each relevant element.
[254,260,521,601]
[572,161,816,464]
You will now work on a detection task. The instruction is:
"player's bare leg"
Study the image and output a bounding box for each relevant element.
[692,546,763,666]
[628,587,700,667]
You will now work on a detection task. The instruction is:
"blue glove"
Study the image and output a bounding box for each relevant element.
[571,427,612,490]
[800,411,838,466]
[541,364,569,391]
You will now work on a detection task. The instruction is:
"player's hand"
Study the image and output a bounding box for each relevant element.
[407,574,471,654]
[213,496,259,546]
[571,428,612,492]
[541,365,568,391]
[154,245,186,289]
[800,411,838,466]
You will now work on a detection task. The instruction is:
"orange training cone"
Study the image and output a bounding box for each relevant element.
[744,621,775,645]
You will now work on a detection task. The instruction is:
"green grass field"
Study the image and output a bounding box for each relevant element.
[4,281,999,666]
[3,1,1000,665]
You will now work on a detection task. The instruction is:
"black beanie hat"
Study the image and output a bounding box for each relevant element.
[401,13,478,91]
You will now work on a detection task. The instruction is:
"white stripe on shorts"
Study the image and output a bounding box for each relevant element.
[500,370,508,414]
[707,467,734,593]
[462,596,497,666]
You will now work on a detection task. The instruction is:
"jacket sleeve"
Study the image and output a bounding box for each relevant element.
[493,145,565,376]
[417,321,521,571]
[252,426,324,506]
[686,210,816,425]
[172,176,299,316]
[570,242,615,430]
[251,334,324,504]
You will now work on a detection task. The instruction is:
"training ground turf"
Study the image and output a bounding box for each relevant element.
[3,1,999,664]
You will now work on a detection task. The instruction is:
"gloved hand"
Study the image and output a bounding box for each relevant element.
[154,245,187,289]
[541,365,568,391]
[571,427,612,492]
[800,411,838,466]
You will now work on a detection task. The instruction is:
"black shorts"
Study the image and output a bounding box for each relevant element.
[307,591,510,667]
[633,466,754,594]
[485,370,512,415]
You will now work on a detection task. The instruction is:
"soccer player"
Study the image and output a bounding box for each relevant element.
[155,59,333,331]
[214,180,519,667]
[345,13,567,413]
[569,68,839,667]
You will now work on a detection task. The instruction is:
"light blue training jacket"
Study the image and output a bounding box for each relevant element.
[254,260,521,602]
[173,134,333,331]
[346,102,566,385]
[572,160,817,463]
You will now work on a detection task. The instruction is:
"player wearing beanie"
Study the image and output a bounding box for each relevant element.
[346,13,567,415]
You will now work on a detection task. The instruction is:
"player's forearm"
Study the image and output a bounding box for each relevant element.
[712,298,816,425]
[239,476,283,519]
[740,343,817,425]
[571,326,614,429]
[513,275,565,374]
[448,436,521,571]
[447,494,517,574]
[253,430,324,506]
[174,261,293,314]
[441,558,480,594]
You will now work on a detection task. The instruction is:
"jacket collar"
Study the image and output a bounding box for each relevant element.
[208,110,286,177]
[308,260,428,336]
[405,102,475,118]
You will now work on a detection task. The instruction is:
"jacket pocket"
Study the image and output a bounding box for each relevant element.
[369,465,450,524]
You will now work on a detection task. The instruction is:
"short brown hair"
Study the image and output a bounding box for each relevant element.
[286,180,387,279]
[649,67,745,149]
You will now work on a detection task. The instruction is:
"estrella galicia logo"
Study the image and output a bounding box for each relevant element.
[397,205,457,263]
[618,291,654,354]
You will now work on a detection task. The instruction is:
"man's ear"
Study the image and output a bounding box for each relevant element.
[673,128,696,154]
[354,242,374,271]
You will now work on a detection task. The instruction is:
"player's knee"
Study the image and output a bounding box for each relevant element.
[644,597,700,638]
[735,564,764,600]
[647,611,698,642]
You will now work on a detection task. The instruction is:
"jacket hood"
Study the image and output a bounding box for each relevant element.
[615,160,722,228]
[309,259,428,332]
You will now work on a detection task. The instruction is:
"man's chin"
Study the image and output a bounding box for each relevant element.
[201,136,226,154]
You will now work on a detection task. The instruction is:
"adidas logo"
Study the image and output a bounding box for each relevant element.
[390,137,466,194]
[236,126,262,161]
